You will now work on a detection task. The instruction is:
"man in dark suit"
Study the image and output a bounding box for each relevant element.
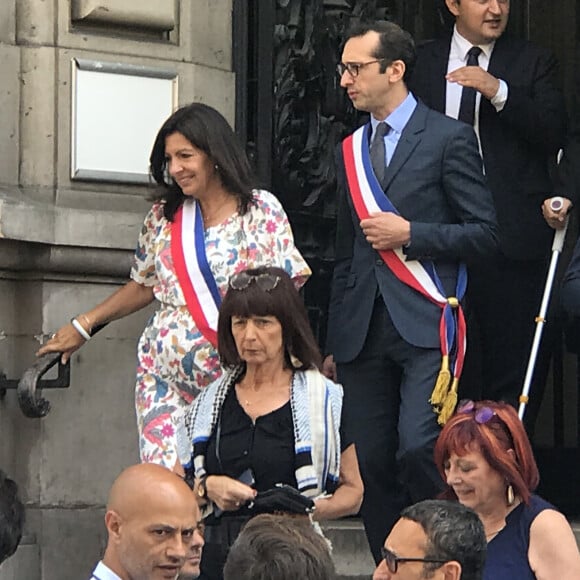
[324,21,498,561]
[557,46,580,347]
[562,239,580,319]
[409,0,568,426]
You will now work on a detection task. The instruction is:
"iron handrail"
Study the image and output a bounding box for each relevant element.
[0,353,70,418]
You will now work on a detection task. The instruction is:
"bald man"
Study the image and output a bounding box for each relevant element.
[90,463,204,580]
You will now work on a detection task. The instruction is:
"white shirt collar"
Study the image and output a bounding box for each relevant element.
[451,25,495,62]
[91,561,123,580]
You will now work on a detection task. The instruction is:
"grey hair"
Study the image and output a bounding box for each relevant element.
[401,500,486,580]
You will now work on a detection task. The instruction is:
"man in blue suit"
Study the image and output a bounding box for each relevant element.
[324,20,498,561]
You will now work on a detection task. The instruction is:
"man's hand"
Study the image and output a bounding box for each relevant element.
[446,66,500,101]
[360,212,410,250]
[542,197,573,230]
[322,355,337,381]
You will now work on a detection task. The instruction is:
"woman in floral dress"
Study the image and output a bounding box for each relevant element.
[38,103,310,468]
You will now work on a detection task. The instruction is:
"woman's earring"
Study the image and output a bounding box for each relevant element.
[214,164,219,171]
[506,484,515,506]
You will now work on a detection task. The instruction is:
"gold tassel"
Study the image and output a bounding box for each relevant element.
[430,355,451,407]
[436,377,459,425]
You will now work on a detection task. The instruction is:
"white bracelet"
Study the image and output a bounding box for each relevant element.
[71,317,91,341]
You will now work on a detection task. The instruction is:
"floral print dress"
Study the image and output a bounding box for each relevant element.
[130,189,311,467]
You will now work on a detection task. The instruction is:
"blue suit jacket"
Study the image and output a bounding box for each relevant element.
[327,100,498,363]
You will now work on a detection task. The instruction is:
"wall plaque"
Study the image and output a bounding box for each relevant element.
[71,58,178,183]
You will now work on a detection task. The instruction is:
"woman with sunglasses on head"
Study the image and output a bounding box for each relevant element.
[37,103,310,469]
[434,400,580,580]
[177,266,364,580]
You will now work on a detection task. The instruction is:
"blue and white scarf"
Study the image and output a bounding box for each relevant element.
[177,366,343,500]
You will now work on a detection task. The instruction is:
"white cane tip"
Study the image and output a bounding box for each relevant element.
[550,196,564,212]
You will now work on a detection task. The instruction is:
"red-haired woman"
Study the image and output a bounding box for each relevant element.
[434,400,580,580]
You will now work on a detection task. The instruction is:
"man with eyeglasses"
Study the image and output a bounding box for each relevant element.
[325,20,497,562]
[373,499,486,580]
[90,463,204,580]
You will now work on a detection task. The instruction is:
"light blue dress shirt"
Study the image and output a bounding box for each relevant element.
[370,92,418,166]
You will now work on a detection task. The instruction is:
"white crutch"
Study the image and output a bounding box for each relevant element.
[518,193,569,420]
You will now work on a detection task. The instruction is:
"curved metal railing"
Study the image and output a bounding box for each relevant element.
[0,353,70,418]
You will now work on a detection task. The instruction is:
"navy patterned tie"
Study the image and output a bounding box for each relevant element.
[457,46,483,125]
[370,121,389,185]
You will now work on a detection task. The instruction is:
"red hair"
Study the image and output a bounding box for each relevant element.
[434,400,539,504]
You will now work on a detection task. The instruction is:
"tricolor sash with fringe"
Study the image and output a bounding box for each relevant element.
[171,199,221,348]
[342,124,467,424]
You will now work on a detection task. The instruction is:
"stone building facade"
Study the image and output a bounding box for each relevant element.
[0,2,233,578]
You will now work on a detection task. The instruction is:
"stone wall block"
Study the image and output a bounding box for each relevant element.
[40,507,107,580]
[190,0,233,70]
[0,278,43,505]
[191,65,236,127]
[20,47,57,193]
[0,0,16,44]
[16,0,56,45]
[0,45,20,186]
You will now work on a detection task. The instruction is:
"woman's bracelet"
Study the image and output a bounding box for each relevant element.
[70,317,91,341]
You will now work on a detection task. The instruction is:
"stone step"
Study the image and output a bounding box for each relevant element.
[321,518,375,580]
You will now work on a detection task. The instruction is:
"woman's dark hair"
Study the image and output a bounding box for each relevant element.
[149,102,257,221]
[434,400,540,504]
[218,266,322,371]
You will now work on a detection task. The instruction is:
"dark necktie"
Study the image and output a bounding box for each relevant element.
[457,46,483,125]
[370,121,389,185]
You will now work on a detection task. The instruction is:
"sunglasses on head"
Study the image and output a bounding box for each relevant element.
[457,399,496,424]
[380,547,448,574]
[229,271,281,292]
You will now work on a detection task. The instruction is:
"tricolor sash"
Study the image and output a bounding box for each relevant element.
[342,124,467,424]
[171,199,221,348]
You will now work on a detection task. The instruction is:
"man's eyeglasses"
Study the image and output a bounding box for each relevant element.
[457,399,495,424]
[336,59,387,78]
[381,547,448,574]
[229,271,281,292]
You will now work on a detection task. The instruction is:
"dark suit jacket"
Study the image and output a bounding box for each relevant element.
[327,101,498,363]
[409,34,567,260]
[562,237,580,318]
[555,46,580,204]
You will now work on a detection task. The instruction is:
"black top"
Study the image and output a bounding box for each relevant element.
[203,383,351,525]
[205,388,297,491]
